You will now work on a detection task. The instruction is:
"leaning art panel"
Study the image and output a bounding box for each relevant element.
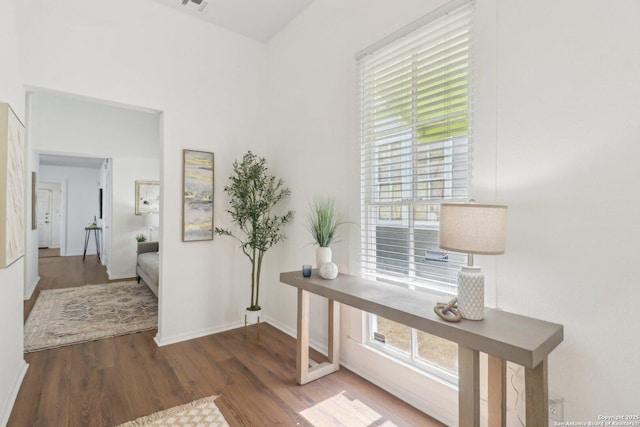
[0,103,26,269]
[182,149,214,242]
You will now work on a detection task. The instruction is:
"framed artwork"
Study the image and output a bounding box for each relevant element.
[0,103,26,269]
[135,181,160,215]
[182,149,214,242]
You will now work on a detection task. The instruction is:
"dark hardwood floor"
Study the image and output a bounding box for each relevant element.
[12,254,444,426]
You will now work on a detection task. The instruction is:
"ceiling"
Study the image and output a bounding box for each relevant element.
[151,0,314,42]
[40,154,106,169]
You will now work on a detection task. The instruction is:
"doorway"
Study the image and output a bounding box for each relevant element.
[36,182,62,253]
[37,154,106,260]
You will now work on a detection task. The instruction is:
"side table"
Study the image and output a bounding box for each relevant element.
[83,226,102,261]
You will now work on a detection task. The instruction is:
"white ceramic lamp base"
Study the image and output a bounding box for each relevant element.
[457,265,485,320]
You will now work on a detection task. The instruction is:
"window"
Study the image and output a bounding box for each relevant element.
[358,0,474,380]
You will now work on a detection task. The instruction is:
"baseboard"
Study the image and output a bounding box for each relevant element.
[65,249,96,256]
[0,360,28,427]
[107,271,136,281]
[263,315,329,358]
[154,321,243,347]
[24,275,40,300]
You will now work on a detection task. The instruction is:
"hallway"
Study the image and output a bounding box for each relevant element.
[24,254,130,322]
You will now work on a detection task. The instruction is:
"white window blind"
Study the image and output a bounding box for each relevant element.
[359,1,474,293]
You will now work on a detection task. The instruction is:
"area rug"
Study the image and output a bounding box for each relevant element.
[117,395,229,427]
[24,281,157,352]
[300,391,398,427]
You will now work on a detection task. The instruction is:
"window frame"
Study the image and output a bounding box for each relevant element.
[358,0,475,381]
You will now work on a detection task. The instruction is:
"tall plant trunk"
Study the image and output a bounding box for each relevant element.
[250,247,257,308]
[255,250,265,309]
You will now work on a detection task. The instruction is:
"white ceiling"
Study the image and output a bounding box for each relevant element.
[40,154,106,169]
[151,0,314,42]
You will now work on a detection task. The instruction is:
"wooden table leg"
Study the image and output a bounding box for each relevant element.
[296,289,310,384]
[525,357,548,427]
[296,289,340,385]
[95,229,101,260]
[488,355,507,427]
[328,300,340,364]
[82,230,90,261]
[458,345,480,427]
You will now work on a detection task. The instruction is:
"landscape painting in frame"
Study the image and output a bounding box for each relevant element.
[135,181,160,215]
[0,103,26,269]
[182,149,214,242]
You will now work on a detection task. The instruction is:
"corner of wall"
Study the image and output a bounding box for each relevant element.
[0,360,28,427]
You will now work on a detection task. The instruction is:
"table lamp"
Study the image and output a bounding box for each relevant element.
[143,213,159,242]
[439,202,507,320]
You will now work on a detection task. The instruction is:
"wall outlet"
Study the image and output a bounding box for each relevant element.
[549,395,564,421]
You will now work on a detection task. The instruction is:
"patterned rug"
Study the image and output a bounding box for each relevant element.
[300,391,398,427]
[117,396,229,427]
[24,281,157,352]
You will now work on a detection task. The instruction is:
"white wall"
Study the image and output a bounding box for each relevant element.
[39,165,101,255]
[263,0,640,423]
[0,0,29,425]
[16,0,268,344]
[494,0,640,419]
[25,151,39,298]
[28,92,160,279]
[111,157,159,278]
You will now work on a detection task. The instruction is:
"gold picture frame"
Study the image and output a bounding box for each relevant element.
[135,181,160,215]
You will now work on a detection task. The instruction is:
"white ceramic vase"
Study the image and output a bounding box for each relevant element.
[319,262,338,280]
[316,246,332,269]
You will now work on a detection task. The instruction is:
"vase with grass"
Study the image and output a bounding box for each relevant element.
[307,197,346,270]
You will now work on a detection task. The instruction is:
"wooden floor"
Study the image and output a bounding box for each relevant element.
[38,247,60,258]
[11,255,444,426]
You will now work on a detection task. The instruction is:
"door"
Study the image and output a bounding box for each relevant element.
[37,188,52,248]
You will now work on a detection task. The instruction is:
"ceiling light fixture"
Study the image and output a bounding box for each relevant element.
[179,0,208,13]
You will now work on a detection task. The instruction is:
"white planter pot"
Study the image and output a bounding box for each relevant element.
[245,309,262,325]
[316,246,332,269]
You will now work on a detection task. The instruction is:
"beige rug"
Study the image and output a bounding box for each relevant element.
[24,281,157,352]
[117,395,229,427]
[300,391,398,427]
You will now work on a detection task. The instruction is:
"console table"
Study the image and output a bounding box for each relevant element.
[82,226,102,261]
[280,270,563,427]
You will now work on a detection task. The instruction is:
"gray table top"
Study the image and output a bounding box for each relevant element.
[280,270,563,368]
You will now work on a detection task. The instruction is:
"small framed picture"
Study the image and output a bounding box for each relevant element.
[135,181,160,215]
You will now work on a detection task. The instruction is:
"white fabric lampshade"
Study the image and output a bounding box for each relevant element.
[439,203,507,255]
[143,213,159,228]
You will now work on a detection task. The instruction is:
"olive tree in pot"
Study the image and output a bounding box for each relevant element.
[215,151,294,322]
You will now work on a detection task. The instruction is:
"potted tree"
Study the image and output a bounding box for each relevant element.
[215,151,294,322]
[306,197,347,272]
